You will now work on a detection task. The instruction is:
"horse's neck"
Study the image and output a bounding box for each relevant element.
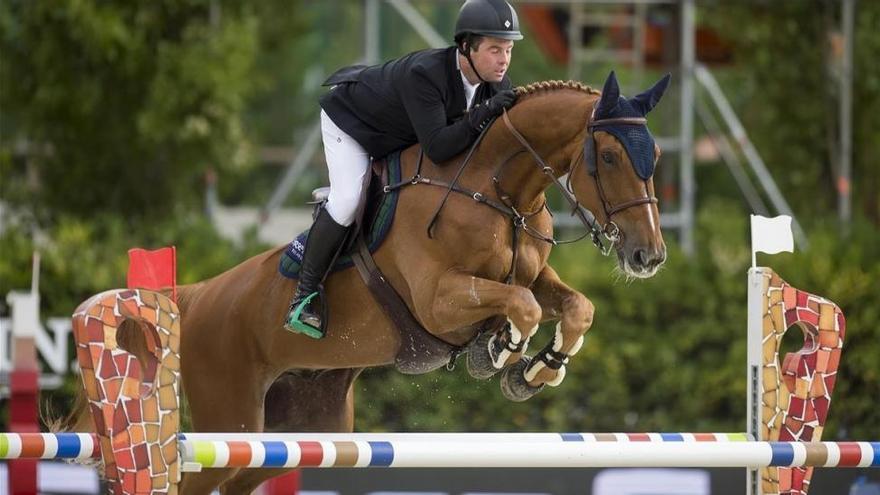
[494,92,593,211]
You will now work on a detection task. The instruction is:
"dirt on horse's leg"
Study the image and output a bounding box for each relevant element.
[220,369,362,493]
[179,366,270,494]
[420,271,543,367]
[526,264,594,388]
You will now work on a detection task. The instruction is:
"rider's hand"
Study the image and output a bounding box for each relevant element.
[484,89,517,115]
[468,89,517,131]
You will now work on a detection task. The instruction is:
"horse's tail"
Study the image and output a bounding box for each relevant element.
[44,385,93,433]
[42,388,106,474]
[43,362,100,470]
[160,282,200,315]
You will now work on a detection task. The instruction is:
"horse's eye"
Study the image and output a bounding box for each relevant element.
[601,151,614,164]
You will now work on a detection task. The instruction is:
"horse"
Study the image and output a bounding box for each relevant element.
[59,71,670,493]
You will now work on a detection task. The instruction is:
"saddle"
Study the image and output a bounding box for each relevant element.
[287,150,466,374]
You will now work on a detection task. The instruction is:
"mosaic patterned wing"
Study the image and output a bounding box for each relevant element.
[758,270,846,495]
[72,289,182,494]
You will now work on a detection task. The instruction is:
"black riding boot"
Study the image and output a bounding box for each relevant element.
[283,207,350,338]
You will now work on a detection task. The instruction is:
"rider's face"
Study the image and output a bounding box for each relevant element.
[470,37,513,82]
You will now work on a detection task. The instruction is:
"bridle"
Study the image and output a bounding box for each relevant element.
[392,101,659,260]
[500,106,658,255]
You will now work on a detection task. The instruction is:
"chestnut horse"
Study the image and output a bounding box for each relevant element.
[63,72,670,493]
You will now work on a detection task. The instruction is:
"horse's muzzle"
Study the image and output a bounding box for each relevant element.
[620,244,666,278]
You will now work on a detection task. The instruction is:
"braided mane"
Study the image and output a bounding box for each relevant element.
[513,80,600,99]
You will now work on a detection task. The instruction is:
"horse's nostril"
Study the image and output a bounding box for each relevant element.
[634,249,647,267]
[633,248,665,270]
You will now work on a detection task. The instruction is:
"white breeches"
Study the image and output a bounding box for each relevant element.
[320,109,371,226]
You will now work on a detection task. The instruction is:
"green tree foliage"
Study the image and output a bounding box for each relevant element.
[851,4,880,221]
[0,1,259,222]
[703,1,880,223]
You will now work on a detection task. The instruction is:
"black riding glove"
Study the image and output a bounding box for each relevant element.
[468,89,517,132]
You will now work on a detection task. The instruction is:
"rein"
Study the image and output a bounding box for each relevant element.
[499,111,606,253]
[498,107,658,255]
[384,101,659,266]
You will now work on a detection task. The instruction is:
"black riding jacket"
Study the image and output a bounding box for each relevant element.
[319,46,512,163]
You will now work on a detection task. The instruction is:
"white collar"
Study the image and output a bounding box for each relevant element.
[456,53,480,108]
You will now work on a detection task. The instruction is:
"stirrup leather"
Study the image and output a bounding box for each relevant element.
[284,292,324,339]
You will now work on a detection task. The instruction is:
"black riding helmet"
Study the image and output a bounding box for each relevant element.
[454,0,523,83]
[454,0,523,42]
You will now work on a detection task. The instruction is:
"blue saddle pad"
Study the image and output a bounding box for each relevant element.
[278,150,403,279]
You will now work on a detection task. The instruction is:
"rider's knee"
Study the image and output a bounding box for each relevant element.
[325,196,358,226]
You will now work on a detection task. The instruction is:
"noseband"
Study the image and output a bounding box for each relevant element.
[502,107,658,255]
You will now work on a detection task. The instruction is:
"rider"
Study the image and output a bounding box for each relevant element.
[285,0,524,339]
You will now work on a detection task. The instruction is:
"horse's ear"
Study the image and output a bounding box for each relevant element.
[596,71,621,116]
[629,73,672,116]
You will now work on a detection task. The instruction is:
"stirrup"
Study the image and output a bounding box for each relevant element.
[283,292,324,339]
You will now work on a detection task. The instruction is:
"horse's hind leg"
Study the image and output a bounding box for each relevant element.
[180,364,272,494]
[264,369,361,432]
[524,264,594,388]
[219,368,362,493]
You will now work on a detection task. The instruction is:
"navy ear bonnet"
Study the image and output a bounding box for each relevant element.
[591,72,671,180]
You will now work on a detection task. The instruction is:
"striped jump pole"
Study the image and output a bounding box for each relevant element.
[1,431,756,462]
[0,431,754,461]
[179,439,880,470]
[51,266,850,495]
[3,433,878,470]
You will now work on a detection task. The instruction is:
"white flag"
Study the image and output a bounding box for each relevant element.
[751,214,794,266]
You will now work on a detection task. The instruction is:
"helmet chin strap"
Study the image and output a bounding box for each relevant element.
[459,42,487,84]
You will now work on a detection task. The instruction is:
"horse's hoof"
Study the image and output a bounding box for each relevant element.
[500,356,545,402]
[466,331,501,380]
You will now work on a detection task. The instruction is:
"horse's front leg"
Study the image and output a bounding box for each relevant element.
[523,264,595,388]
[414,270,543,369]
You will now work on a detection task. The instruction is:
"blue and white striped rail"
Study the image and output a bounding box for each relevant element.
[0,433,98,461]
[3,433,879,469]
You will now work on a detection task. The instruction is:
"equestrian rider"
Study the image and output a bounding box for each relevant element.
[284,0,524,338]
